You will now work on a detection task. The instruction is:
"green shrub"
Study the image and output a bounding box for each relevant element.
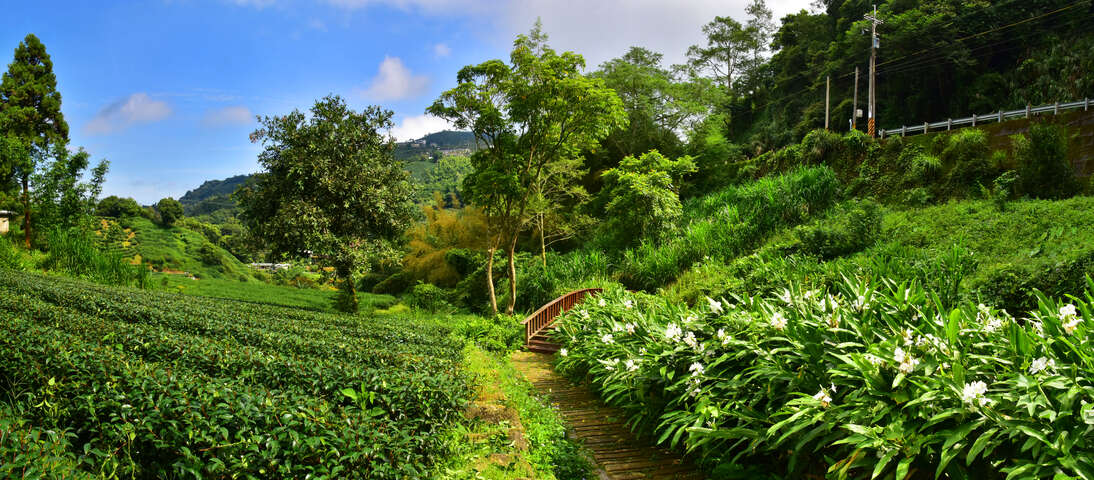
[41,228,148,288]
[942,128,997,193]
[788,199,881,259]
[372,271,412,295]
[406,282,454,313]
[1014,122,1077,199]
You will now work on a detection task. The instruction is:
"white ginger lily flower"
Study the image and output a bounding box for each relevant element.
[689,362,705,376]
[683,331,698,348]
[864,354,884,366]
[624,358,640,372]
[623,299,634,309]
[1060,304,1082,334]
[625,323,636,334]
[559,348,568,357]
[1029,356,1056,375]
[601,333,615,345]
[707,296,724,314]
[716,328,730,346]
[813,388,833,408]
[599,358,620,371]
[961,380,992,407]
[598,297,606,307]
[770,311,788,331]
[665,323,682,342]
[777,289,794,305]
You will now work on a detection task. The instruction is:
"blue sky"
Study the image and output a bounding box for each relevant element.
[2,0,811,204]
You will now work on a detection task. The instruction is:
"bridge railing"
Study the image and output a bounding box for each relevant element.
[522,288,602,344]
[879,98,1091,139]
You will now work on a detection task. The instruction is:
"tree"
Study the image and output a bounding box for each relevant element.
[598,150,696,249]
[428,22,626,314]
[96,195,143,218]
[156,197,183,226]
[0,34,69,248]
[686,16,753,91]
[237,95,415,312]
[32,144,108,231]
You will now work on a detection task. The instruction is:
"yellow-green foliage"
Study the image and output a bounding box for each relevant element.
[403,195,488,287]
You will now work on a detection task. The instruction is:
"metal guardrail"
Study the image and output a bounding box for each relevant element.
[879,98,1091,138]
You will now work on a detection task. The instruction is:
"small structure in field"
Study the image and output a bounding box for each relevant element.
[250,262,291,271]
[0,211,14,235]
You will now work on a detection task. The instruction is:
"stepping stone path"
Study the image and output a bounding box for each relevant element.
[511,351,706,480]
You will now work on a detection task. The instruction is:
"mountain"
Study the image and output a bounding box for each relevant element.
[179,174,254,219]
[394,130,476,161]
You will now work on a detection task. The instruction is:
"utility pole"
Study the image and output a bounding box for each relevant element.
[864,5,883,137]
[852,66,859,130]
[825,75,830,130]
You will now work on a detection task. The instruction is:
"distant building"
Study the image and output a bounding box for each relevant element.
[0,211,14,235]
[250,263,291,271]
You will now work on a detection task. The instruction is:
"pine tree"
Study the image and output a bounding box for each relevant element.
[0,33,69,248]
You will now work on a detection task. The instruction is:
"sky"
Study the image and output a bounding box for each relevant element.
[2,0,813,204]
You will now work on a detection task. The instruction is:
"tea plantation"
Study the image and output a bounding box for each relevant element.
[0,270,471,479]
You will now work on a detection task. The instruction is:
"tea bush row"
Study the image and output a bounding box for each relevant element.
[0,270,472,479]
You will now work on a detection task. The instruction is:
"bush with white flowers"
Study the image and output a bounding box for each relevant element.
[551,277,1094,478]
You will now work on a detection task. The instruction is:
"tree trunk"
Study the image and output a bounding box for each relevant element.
[485,245,498,315]
[539,214,547,269]
[505,232,518,315]
[22,175,30,249]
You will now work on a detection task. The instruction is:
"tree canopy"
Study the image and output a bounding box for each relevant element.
[428,22,626,314]
[237,95,415,312]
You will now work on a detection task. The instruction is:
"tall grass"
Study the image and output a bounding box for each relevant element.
[42,228,150,289]
[0,236,25,270]
[620,166,841,290]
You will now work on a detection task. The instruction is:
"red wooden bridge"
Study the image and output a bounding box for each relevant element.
[521,288,601,353]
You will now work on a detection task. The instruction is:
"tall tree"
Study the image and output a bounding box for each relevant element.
[686,16,752,91]
[237,95,415,312]
[31,144,108,231]
[428,22,626,314]
[0,34,69,248]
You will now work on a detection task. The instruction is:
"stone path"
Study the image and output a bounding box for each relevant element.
[510,351,706,480]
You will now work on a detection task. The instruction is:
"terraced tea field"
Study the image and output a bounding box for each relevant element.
[0,270,471,479]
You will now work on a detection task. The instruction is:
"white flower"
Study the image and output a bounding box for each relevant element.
[829,383,837,393]
[611,322,624,332]
[1031,321,1044,336]
[623,299,634,309]
[625,358,640,372]
[865,354,884,366]
[684,314,698,325]
[577,309,590,320]
[1060,304,1083,334]
[803,290,817,300]
[559,348,568,357]
[813,389,832,408]
[598,298,606,307]
[777,289,793,304]
[683,331,698,348]
[1029,356,1056,375]
[689,362,705,376]
[707,296,724,314]
[601,333,614,345]
[625,323,636,334]
[984,316,1004,333]
[716,328,730,346]
[665,323,682,342]
[961,381,992,407]
[770,311,788,331]
[598,358,620,371]
[639,347,647,355]
[853,295,869,311]
[898,355,920,374]
[893,347,906,363]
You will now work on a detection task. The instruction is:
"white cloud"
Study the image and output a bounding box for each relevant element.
[389,114,455,141]
[494,0,814,68]
[85,93,172,135]
[307,18,328,31]
[433,42,451,58]
[360,56,430,101]
[202,106,254,127]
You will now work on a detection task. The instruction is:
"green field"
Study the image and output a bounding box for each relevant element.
[0,270,469,479]
[153,272,396,313]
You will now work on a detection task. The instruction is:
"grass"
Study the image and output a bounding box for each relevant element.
[440,345,591,480]
[152,272,396,313]
[96,216,255,281]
